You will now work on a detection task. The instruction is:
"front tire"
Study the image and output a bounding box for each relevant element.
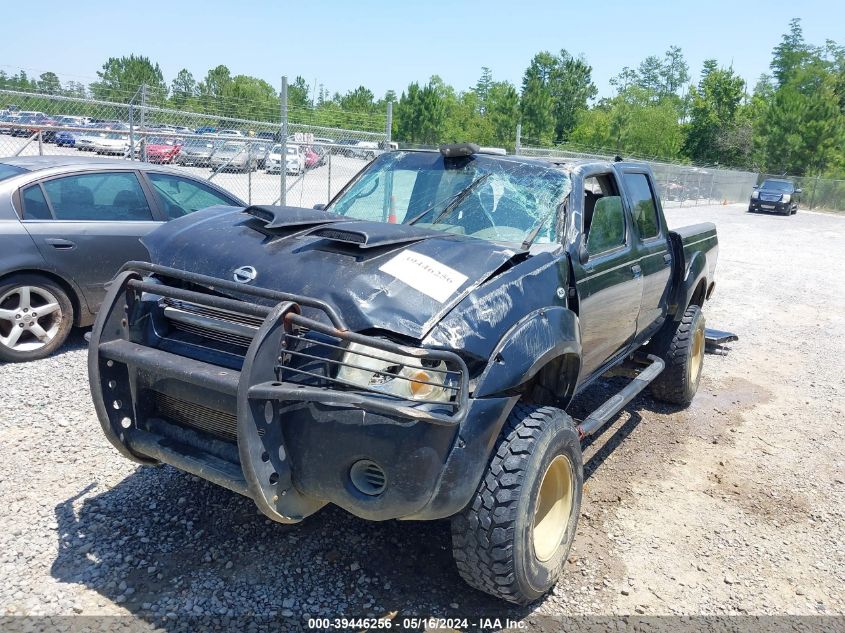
[451,404,583,605]
[0,275,74,362]
[650,304,706,406]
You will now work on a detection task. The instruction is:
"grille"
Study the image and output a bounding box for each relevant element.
[760,193,782,202]
[151,391,258,442]
[161,298,262,349]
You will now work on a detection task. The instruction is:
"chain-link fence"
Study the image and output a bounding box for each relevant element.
[0,83,390,209]
[518,144,759,209]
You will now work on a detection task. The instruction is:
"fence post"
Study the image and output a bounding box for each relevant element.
[37,130,43,156]
[385,101,393,146]
[139,84,148,163]
[515,124,521,155]
[128,101,135,161]
[327,152,332,202]
[809,174,819,210]
[280,76,288,207]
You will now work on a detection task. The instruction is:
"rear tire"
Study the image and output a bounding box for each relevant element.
[650,304,706,406]
[0,275,74,363]
[451,404,583,605]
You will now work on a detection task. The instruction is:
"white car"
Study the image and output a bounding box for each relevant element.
[266,144,304,175]
[218,129,245,137]
[92,133,131,156]
[351,140,379,160]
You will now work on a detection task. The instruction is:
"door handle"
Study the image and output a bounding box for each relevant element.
[663,253,672,265]
[45,238,76,250]
[631,264,642,277]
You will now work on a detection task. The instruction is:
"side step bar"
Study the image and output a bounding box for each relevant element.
[577,354,665,438]
[705,328,738,354]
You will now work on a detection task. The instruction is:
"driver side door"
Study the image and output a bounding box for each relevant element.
[570,170,643,383]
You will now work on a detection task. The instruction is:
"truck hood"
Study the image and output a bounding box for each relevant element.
[142,205,523,340]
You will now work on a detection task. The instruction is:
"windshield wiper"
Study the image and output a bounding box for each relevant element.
[521,197,567,251]
[406,173,491,226]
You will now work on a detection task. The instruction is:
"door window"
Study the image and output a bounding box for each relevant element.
[41,172,153,221]
[146,172,239,219]
[21,185,52,220]
[623,173,660,239]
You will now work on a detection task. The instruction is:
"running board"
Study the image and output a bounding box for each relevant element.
[577,354,665,438]
[705,328,738,354]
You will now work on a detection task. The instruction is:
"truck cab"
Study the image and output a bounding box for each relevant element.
[87,145,718,605]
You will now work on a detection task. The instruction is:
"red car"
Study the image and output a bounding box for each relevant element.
[143,137,182,164]
[304,145,326,169]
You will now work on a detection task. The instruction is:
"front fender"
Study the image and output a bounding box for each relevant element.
[474,306,581,398]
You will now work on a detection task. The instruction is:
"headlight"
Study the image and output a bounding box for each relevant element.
[336,342,455,403]
[751,191,759,199]
[782,194,791,203]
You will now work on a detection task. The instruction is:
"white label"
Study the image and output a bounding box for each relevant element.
[379,250,469,303]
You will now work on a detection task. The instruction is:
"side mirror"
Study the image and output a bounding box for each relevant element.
[578,234,589,264]
[313,203,326,210]
[752,185,758,189]
[795,188,802,194]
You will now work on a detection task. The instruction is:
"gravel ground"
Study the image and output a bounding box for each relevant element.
[0,203,843,629]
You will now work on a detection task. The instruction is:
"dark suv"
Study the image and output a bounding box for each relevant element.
[0,156,243,362]
[749,178,801,215]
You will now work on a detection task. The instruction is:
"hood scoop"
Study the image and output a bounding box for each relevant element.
[307,220,443,249]
[243,205,349,230]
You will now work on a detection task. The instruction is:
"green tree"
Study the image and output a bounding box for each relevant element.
[550,51,597,141]
[520,51,558,144]
[771,18,809,86]
[170,69,197,108]
[90,55,167,103]
[683,64,746,165]
[340,86,375,112]
[224,75,279,120]
[37,72,61,95]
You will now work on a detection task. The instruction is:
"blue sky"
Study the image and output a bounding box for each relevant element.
[2,0,842,100]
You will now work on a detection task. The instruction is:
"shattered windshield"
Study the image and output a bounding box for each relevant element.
[326,151,571,245]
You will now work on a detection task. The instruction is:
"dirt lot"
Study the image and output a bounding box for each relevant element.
[0,203,842,628]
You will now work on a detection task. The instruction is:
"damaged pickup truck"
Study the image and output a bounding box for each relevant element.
[88,144,718,604]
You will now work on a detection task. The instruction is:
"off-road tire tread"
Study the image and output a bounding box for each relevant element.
[451,403,573,604]
[650,305,703,405]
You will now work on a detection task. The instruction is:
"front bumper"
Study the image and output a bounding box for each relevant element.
[749,198,789,213]
[89,262,510,523]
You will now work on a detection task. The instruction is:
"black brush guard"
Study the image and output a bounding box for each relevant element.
[89,262,471,523]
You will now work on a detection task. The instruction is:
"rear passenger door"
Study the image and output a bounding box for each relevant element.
[620,170,673,340]
[18,170,161,313]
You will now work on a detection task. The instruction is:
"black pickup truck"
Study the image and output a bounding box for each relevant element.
[88,145,718,604]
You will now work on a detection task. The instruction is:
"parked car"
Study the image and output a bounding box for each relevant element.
[92,133,131,156]
[195,126,217,135]
[218,129,245,137]
[209,141,263,172]
[0,156,244,361]
[87,145,720,604]
[0,115,20,135]
[54,130,79,147]
[351,140,379,160]
[176,139,218,167]
[304,145,326,169]
[333,138,358,156]
[266,144,304,175]
[748,178,801,215]
[142,137,183,164]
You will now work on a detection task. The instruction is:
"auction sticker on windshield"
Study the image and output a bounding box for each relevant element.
[379,250,468,303]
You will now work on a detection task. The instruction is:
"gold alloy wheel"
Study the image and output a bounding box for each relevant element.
[532,455,575,562]
[690,325,705,384]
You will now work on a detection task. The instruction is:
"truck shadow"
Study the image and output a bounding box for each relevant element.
[49,379,653,627]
